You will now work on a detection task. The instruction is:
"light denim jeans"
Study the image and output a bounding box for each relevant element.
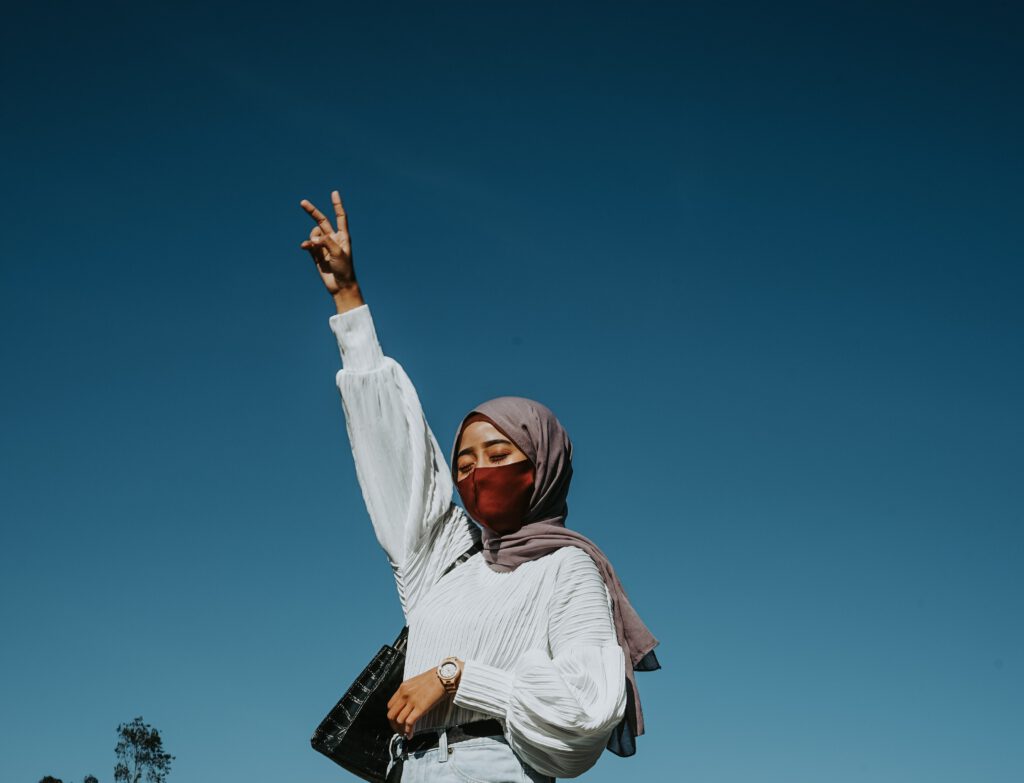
[386,730,555,783]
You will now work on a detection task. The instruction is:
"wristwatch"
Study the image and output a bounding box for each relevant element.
[436,656,462,695]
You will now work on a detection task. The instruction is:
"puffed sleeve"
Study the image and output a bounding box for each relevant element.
[451,547,627,778]
[330,304,478,618]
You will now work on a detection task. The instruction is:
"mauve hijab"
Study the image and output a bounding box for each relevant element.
[450,396,661,757]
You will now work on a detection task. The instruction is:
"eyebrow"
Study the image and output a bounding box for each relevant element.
[457,439,514,459]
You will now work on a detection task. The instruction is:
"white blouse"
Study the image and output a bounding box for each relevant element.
[329,303,627,778]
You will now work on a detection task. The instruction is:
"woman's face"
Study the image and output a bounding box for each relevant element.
[455,421,530,479]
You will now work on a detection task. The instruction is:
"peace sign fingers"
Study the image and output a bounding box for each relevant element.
[300,198,343,257]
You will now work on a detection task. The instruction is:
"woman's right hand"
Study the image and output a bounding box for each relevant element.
[299,190,364,311]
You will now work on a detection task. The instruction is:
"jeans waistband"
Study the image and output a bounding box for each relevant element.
[389,718,504,761]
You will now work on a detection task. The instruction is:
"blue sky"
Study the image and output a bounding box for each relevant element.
[1,2,1021,781]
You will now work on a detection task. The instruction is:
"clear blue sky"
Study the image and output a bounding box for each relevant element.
[1,2,1021,781]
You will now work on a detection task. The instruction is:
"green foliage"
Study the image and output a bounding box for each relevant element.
[113,716,174,783]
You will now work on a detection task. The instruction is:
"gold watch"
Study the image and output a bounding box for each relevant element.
[436,656,461,695]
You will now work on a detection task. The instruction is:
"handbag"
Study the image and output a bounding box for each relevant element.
[311,541,483,782]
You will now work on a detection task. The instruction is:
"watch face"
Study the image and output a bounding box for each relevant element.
[439,662,458,679]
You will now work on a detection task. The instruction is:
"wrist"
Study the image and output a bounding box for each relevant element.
[332,283,365,314]
[436,656,464,695]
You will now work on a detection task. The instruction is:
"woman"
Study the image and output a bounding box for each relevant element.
[300,190,660,781]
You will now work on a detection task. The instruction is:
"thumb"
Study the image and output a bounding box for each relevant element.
[302,242,328,270]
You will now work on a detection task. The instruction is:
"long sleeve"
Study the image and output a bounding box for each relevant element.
[329,304,478,619]
[451,547,628,778]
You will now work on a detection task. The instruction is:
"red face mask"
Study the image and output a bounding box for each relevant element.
[456,460,535,534]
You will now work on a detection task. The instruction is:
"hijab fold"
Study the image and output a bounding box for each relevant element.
[450,398,661,755]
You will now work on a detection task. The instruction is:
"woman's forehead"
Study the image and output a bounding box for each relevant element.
[459,419,515,446]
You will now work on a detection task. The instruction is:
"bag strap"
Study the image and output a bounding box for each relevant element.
[440,539,484,579]
[393,539,483,650]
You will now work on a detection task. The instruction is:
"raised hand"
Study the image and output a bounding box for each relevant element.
[299,190,364,312]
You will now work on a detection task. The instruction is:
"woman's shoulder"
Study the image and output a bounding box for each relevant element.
[554,543,594,563]
[547,544,604,583]
[528,543,591,567]
[500,545,604,589]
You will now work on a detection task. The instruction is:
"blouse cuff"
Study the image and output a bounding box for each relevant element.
[453,659,514,718]
[328,303,385,371]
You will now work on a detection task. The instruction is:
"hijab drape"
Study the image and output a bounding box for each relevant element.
[450,397,661,756]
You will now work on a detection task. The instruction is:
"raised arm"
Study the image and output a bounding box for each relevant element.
[300,191,478,614]
[328,303,458,557]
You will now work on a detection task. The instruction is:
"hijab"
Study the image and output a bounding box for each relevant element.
[449,396,661,756]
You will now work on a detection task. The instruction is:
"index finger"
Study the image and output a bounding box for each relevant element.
[299,198,336,237]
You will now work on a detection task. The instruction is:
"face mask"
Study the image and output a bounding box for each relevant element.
[456,460,535,534]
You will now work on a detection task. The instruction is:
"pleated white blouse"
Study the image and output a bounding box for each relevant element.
[329,303,627,779]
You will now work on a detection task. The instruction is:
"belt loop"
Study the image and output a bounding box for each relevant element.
[438,727,449,763]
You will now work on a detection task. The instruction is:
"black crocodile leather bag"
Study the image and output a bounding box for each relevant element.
[311,542,482,782]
